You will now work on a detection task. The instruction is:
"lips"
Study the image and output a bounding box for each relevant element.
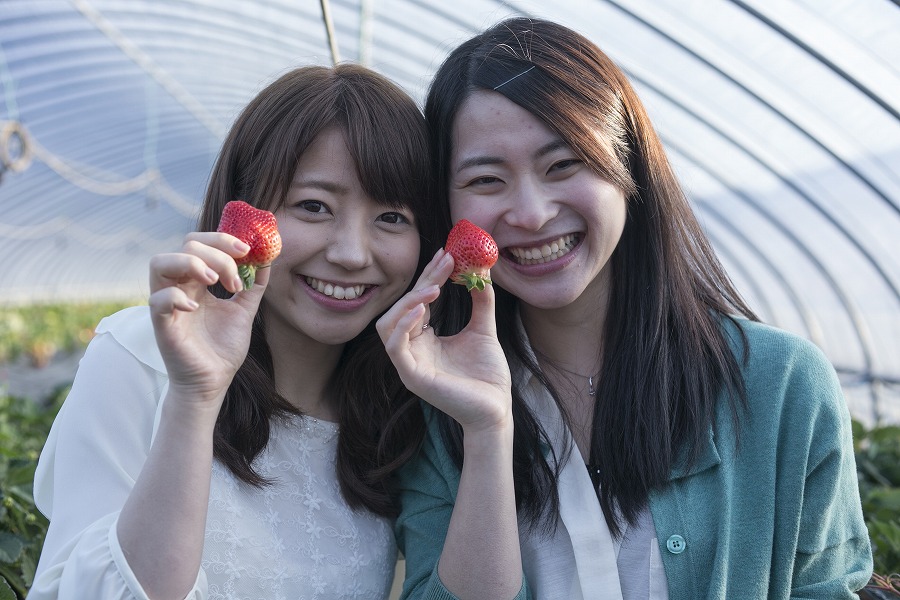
[304,276,370,300]
[506,234,579,265]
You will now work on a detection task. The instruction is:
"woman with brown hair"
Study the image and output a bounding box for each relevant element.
[378,17,873,600]
[31,63,433,599]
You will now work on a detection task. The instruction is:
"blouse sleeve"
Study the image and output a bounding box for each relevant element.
[29,312,206,599]
[393,408,530,600]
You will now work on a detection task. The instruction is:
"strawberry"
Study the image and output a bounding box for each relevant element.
[216,200,282,290]
[444,219,499,292]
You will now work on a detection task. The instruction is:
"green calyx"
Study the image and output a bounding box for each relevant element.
[455,272,491,292]
[238,264,257,290]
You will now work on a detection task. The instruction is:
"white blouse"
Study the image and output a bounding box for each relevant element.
[515,319,669,600]
[30,307,397,600]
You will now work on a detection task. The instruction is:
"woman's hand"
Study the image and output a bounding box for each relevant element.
[377,249,513,433]
[148,231,269,407]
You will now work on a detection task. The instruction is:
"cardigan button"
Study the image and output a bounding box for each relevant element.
[666,534,686,554]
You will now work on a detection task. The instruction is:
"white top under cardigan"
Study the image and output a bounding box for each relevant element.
[515,322,669,600]
[30,306,397,600]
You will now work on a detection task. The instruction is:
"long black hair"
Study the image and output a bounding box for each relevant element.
[426,18,758,536]
[196,64,432,517]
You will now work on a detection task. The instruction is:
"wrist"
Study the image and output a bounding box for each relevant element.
[462,411,514,453]
[161,388,225,430]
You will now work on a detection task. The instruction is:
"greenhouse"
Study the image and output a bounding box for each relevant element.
[0,1,899,596]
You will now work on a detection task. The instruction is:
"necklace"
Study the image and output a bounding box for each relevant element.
[539,357,600,398]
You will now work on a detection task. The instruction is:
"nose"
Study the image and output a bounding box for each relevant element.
[325,217,373,270]
[503,178,558,231]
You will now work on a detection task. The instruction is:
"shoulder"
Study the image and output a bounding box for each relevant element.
[722,316,839,391]
[721,317,849,442]
[92,305,166,375]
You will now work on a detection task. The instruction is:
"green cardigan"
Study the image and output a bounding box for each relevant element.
[393,318,873,599]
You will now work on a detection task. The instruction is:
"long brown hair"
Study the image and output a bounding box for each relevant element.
[427,18,758,535]
[196,64,432,517]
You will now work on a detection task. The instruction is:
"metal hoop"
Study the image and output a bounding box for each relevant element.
[0,121,33,173]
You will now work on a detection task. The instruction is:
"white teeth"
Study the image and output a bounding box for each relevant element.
[305,277,367,300]
[509,234,578,265]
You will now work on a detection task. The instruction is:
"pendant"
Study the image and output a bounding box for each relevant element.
[588,375,596,397]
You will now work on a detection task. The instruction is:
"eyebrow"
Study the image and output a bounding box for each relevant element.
[291,178,349,194]
[454,139,569,174]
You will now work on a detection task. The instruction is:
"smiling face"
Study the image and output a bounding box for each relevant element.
[262,127,421,347]
[449,90,627,313]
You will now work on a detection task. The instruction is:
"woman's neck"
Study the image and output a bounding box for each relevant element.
[519,281,610,462]
[264,320,344,421]
[518,281,609,375]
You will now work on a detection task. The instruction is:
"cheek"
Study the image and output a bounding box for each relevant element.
[386,235,422,288]
[449,195,487,228]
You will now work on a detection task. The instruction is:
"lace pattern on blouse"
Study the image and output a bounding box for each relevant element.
[203,416,397,599]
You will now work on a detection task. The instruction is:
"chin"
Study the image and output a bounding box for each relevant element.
[309,329,364,346]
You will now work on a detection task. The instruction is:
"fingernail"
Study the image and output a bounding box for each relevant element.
[187,299,199,309]
[235,240,250,253]
[423,284,439,294]
[205,267,218,282]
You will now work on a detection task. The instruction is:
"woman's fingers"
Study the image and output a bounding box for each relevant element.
[229,261,270,313]
[467,283,498,337]
[150,232,252,295]
[376,285,440,342]
[181,235,249,294]
[183,231,250,258]
[382,302,427,376]
[148,286,199,319]
[377,249,453,337]
[149,253,219,293]
[420,249,455,290]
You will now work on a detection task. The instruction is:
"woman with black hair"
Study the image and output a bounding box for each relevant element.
[378,17,872,600]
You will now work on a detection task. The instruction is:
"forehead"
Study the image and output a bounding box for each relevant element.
[451,90,563,164]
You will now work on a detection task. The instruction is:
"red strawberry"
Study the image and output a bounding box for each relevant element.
[216,200,282,290]
[444,219,499,292]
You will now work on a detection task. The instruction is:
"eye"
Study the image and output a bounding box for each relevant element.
[377,211,412,225]
[467,175,502,187]
[549,158,581,172]
[297,200,329,214]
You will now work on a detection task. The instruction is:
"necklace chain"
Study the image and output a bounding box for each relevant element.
[534,349,601,398]
[541,359,599,397]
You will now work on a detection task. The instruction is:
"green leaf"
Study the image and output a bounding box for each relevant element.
[0,534,23,564]
[5,461,36,488]
[869,426,900,446]
[0,577,15,600]
[852,419,867,445]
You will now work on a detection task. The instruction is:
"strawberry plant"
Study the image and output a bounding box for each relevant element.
[0,386,65,598]
[861,573,900,599]
[854,419,900,584]
[0,302,137,367]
